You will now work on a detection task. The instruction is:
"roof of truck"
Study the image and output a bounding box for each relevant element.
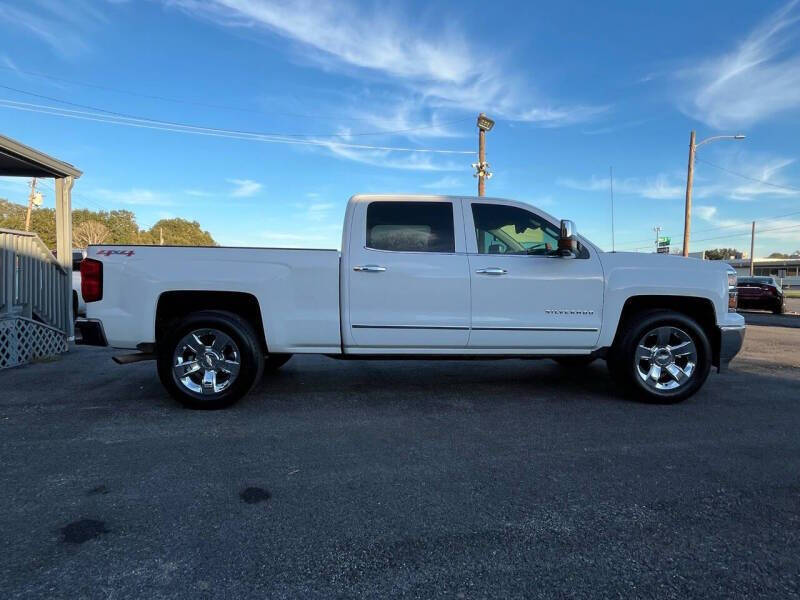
[349,194,513,203]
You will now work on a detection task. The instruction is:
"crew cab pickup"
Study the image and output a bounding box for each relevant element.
[77,195,745,409]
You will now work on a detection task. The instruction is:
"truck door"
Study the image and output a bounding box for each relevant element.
[344,198,470,350]
[464,200,604,350]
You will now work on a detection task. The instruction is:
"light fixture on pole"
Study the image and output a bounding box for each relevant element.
[473,113,494,196]
[682,131,745,256]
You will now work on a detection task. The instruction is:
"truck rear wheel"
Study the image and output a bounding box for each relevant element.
[609,309,711,404]
[157,310,264,410]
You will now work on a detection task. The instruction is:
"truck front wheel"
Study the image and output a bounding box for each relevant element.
[609,309,711,404]
[157,310,264,410]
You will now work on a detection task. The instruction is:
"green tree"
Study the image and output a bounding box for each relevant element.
[704,248,742,260]
[148,218,217,246]
[0,198,216,248]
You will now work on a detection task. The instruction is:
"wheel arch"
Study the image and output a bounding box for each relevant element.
[155,290,268,353]
[611,295,721,369]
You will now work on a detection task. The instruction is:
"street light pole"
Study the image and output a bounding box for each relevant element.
[682,131,745,256]
[478,126,486,197]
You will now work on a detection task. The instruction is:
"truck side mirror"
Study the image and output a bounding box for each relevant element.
[558,220,578,257]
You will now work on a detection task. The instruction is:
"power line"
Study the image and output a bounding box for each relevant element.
[690,222,800,245]
[36,179,108,212]
[0,99,475,155]
[0,64,430,123]
[0,83,471,139]
[695,158,800,193]
[615,208,800,249]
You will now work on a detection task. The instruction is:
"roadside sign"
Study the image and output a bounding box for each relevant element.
[658,236,671,247]
[657,246,670,254]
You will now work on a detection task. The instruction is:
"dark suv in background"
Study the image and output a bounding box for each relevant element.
[737,276,785,314]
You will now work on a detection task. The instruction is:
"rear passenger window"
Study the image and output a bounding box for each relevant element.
[366,201,455,253]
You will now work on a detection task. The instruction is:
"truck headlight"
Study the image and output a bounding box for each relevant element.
[727,271,738,312]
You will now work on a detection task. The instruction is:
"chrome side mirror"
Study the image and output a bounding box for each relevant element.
[558,219,578,257]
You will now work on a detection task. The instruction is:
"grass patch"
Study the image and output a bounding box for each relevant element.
[785,289,800,298]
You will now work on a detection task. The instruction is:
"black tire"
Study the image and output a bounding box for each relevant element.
[553,356,597,367]
[608,309,711,404]
[773,301,785,315]
[265,353,292,371]
[157,310,264,410]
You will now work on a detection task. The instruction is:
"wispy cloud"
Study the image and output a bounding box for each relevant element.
[694,205,718,221]
[560,154,800,202]
[164,0,607,127]
[558,173,686,200]
[722,158,800,200]
[292,201,336,222]
[693,205,800,250]
[676,0,800,128]
[227,178,262,197]
[88,188,175,206]
[258,223,342,248]
[183,189,212,197]
[311,138,466,171]
[0,1,106,58]
[343,100,467,139]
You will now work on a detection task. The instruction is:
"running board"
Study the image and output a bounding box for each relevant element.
[112,352,156,365]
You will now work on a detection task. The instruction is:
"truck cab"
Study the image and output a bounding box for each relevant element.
[341,196,604,353]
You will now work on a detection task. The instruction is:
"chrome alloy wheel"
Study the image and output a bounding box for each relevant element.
[172,328,241,395]
[634,326,697,391]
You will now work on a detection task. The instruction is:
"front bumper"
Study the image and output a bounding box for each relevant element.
[75,318,108,347]
[718,324,745,371]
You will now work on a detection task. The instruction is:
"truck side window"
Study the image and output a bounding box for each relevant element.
[366,201,455,253]
[472,203,589,258]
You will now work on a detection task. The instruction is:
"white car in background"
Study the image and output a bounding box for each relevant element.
[72,248,87,318]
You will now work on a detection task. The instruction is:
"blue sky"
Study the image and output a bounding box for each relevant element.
[1,0,799,256]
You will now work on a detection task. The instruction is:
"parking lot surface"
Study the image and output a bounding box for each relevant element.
[2,325,799,599]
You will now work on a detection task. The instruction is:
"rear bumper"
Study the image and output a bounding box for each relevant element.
[75,319,108,347]
[738,297,780,309]
[718,324,745,371]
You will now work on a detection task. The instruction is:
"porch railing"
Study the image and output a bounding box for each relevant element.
[0,228,70,334]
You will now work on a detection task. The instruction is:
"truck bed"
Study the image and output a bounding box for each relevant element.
[87,245,342,352]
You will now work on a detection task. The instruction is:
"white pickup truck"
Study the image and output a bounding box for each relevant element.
[77,194,745,409]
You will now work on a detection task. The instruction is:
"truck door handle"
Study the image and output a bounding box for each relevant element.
[475,267,507,275]
[353,265,387,272]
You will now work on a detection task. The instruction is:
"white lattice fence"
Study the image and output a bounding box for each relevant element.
[0,317,68,369]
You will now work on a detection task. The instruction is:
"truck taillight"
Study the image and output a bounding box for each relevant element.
[81,258,103,302]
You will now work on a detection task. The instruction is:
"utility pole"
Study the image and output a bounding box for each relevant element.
[159,227,164,246]
[682,131,696,257]
[682,131,745,257]
[749,221,755,276]
[474,113,495,196]
[654,226,662,254]
[25,178,37,232]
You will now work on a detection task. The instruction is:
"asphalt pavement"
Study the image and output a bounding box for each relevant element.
[2,325,799,599]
